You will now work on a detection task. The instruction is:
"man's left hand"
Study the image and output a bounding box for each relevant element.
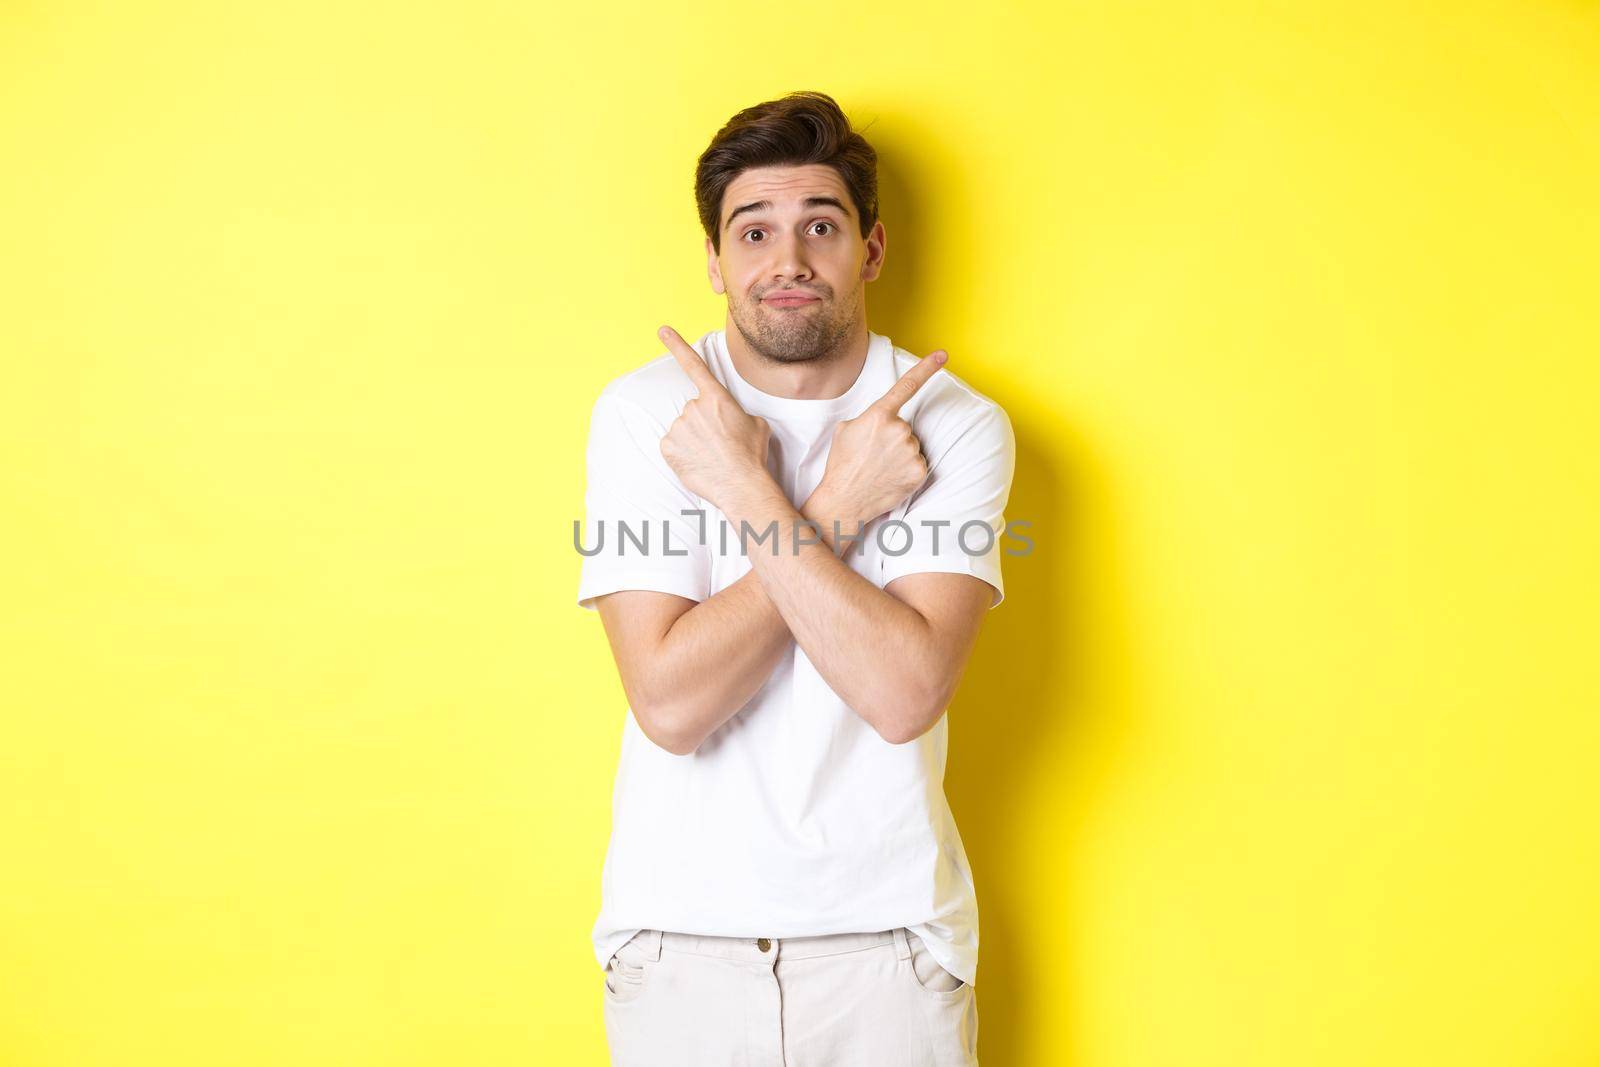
[656,325,775,511]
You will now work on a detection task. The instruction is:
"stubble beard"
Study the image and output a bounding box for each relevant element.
[731,286,858,366]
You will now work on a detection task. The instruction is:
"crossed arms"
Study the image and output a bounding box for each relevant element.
[590,327,1000,755]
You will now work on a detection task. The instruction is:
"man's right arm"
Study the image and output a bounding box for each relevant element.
[593,488,865,756]
[579,388,875,754]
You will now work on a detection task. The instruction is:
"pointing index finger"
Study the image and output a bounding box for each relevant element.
[659,325,727,398]
[870,350,948,415]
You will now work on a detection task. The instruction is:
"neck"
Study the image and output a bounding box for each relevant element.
[723,313,870,400]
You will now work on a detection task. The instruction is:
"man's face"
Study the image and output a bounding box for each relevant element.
[708,163,885,365]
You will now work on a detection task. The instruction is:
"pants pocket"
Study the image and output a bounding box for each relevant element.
[603,933,653,1004]
[905,929,967,995]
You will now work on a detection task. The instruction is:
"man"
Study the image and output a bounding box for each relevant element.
[576,90,1015,1066]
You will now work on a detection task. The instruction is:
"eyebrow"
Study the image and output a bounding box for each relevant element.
[724,195,851,230]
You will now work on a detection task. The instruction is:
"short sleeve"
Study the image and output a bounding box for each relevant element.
[877,404,1016,609]
[575,393,712,610]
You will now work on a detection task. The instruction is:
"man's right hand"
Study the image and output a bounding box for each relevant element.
[810,349,949,532]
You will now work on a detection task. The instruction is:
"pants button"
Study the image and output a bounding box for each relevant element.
[757,938,771,951]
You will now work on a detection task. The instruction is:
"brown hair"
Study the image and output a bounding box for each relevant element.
[695,91,879,255]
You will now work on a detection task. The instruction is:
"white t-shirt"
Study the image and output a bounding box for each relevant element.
[576,327,1015,987]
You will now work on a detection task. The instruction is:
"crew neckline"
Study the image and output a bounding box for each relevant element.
[706,329,890,420]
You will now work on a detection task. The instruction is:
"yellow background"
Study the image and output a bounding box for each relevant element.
[3,2,1597,1064]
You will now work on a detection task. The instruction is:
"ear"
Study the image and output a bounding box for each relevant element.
[860,219,886,283]
[706,237,726,295]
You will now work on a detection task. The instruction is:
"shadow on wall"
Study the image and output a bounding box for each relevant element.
[868,118,1144,1066]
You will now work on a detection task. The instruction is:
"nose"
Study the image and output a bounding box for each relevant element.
[768,229,813,286]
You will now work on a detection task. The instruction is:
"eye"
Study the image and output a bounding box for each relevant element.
[811,221,834,236]
[743,228,767,243]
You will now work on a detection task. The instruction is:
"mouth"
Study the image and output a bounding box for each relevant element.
[763,292,821,308]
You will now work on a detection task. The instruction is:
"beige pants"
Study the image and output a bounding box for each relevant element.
[601,926,978,1065]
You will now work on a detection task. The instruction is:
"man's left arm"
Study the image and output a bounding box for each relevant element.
[721,404,1015,744]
